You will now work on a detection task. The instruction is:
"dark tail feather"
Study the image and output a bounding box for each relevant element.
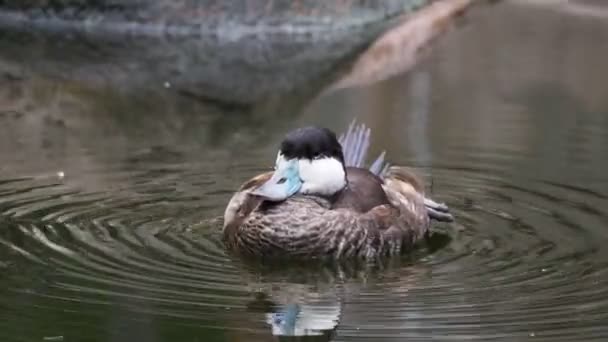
[338,119,389,176]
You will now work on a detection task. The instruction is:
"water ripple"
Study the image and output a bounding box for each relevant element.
[1,156,607,342]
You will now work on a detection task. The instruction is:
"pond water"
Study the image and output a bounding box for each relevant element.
[1,2,608,341]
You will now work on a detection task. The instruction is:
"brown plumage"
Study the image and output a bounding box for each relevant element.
[223,166,430,260]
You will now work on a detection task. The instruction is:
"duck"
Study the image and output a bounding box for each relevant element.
[223,121,453,260]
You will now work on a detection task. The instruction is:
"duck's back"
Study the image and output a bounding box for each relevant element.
[331,167,390,213]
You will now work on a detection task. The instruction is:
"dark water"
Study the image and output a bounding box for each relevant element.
[2,2,608,341]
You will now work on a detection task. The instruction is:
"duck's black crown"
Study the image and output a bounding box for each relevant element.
[279,126,344,163]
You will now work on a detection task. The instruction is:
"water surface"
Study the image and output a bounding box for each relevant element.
[1,2,608,341]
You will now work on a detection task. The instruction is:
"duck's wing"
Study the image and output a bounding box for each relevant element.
[238,171,274,191]
[338,120,389,176]
[224,171,274,232]
[384,167,454,223]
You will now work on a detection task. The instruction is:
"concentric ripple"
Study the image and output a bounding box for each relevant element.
[1,149,608,341]
[0,156,274,335]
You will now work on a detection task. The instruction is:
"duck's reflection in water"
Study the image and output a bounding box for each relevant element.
[250,291,340,339]
[243,267,344,340]
[234,245,451,341]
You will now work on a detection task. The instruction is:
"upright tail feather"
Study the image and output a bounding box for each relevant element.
[338,119,389,176]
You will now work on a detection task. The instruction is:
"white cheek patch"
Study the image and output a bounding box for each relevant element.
[298,157,346,196]
[275,151,284,168]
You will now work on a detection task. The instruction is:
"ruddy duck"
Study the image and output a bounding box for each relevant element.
[223,121,452,260]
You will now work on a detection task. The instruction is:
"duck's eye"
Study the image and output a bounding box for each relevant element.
[277,177,287,184]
